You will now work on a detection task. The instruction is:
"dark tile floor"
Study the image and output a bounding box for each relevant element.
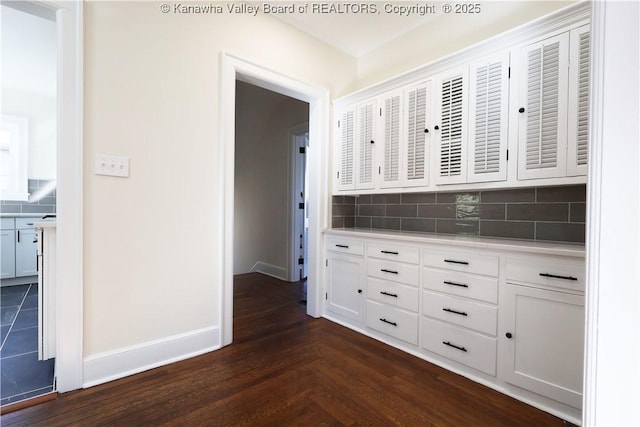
[1,284,55,406]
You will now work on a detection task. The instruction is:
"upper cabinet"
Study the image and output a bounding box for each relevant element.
[434,67,468,185]
[516,33,570,180]
[332,4,590,194]
[468,53,510,183]
[567,24,590,177]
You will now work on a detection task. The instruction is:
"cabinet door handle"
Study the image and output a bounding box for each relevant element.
[381,250,399,255]
[518,107,525,113]
[380,318,397,327]
[444,259,469,266]
[434,125,440,130]
[442,341,467,352]
[539,273,578,281]
[17,230,20,243]
[444,280,469,288]
[380,291,398,298]
[335,244,349,249]
[381,269,398,275]
[443,308,468,317]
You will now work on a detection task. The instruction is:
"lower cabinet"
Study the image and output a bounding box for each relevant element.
[1,217,38,280]
[323,231,585,423]
[502,283,585,409]
[326,251,365,323]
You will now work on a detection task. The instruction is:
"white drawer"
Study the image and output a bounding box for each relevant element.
[325,236,364,256]
[423,247,499,277]
[1,218,14,230]
[506,256,585,293]
[423,267,498,304]
[15,218,39,229]
[367,277,419,313]
[421,317,497,376]
[366,300,419,345]
[422,290,497,336]
[367,241,420,265]
[367,258,419,287]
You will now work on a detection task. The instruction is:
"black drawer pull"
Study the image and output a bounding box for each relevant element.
[380,318,397,327]
[335,244,349,249]
[539,273,578,281]
[444,259,469,266]
[381,250,399,255]
[443,341,467,352]
[443,308,468,317]
[444,280,469,288]
[381,269,398,275]
[380,291,398,298]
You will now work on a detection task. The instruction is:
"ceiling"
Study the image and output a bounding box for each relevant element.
[274,4,439,57]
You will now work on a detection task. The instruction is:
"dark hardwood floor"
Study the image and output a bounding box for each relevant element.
[1,273,564,426]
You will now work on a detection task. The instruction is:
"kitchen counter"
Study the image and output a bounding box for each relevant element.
[34,220,57,229]
[323,228,585,258]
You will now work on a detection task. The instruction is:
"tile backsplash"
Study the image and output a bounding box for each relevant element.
[332,185,586,243]
[0,179,56,215]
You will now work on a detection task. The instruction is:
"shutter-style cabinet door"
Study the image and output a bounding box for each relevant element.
[403,80,431,187]
[468,53,510,183]
[517,33,569,180]
[379,90,403,188]
[435,67,468,185]
[567,25,590,177]
[355,99,377,189]
[335,107,356,191]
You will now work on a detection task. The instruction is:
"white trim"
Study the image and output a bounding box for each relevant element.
[249,261,287,281]
[219,53,330,346]
[83,326,220,388]
[288,122,309,282]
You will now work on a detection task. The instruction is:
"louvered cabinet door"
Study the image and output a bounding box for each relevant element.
[567,25,590,177]
[379,90,403,188]
[468,53,510,183]
[355,99,377,189]
[403,80,432,187]
[335,107,356,191]
[517,33,569,180]
[435,67,468,185]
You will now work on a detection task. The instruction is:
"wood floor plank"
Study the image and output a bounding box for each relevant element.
[0,273,565,426]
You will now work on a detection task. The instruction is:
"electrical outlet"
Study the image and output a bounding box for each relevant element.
[95,154,129,177]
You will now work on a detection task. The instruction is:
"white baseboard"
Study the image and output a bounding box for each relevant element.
[250,261,287,281]
[83,326,220,388]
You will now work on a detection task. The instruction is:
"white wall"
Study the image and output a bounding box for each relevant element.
[234,81,308,276]
[83,2,356,357]
[356,1,575,88]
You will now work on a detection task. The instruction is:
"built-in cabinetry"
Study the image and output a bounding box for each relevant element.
[1,217,39,281]
[333,4,590,194]
[323,229,585,424]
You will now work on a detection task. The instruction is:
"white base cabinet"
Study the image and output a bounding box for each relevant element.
[323,230,585,425]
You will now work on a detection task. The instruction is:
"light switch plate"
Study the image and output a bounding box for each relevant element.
[95,154,129,177]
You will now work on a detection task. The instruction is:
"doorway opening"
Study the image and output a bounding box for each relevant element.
[289,124,310,284]
[219,53,331,346]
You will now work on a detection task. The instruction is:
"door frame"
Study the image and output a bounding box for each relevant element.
[288,122,309,282]
[219,53,330,346]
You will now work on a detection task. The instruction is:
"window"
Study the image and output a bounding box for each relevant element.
[0,114,29,201]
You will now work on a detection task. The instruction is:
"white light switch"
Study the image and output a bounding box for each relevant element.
[95,154,130,177]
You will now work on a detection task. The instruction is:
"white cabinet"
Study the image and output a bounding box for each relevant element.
[379,90,403,188]
[516,33,570,180]
[326,241,365,323]
[335,107,356,191]
[567,24,591,177]
[468,53,510,183]
[434,66,469,185]
[15,219,38,277]
[1,219,16,279]
[502,283,584,409]
[402,80,432,187]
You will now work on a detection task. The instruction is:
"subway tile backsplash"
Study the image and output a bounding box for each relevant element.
[0,179,57,215]
[332,185,586,244]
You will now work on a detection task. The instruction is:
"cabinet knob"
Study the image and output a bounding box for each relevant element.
[370,140,375,144]
[357,289,362,294]
[506,332,513,339]
[424,128,429,133]
[518,107,525,113]
[434,125,440,130]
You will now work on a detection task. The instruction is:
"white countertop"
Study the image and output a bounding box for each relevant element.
[324,228,585,258]
[33,220,57,229]
[0,213,52,218]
